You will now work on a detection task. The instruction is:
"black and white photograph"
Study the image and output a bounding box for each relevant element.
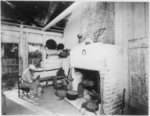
[1,0,149,115]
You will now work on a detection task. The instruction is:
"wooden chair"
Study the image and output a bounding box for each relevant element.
[18,76,42,105]
[18,76,30,98]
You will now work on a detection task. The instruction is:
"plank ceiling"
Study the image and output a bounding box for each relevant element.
[1,1,73,31]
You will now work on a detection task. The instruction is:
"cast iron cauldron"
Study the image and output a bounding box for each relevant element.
[46,39,57,49]
[82,99,99,113]
[81,80,95,88]
[57,43,64,50]
[59,49,69,58]
[66,90,78,100]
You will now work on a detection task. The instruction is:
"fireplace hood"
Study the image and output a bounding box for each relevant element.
[70,43,123,71]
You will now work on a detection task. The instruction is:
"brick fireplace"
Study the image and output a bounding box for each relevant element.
[68,42,126,115]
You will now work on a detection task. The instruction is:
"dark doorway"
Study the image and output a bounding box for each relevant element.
[1,43,19,90]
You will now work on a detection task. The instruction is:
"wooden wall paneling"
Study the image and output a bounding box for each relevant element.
[115,3,134,111]
[1,30,20,43]
[133,3,146,39]
[128,38,149,49]
[43,33,47,68]
[44,32,62,37]
[27,32,43,44]
[23,28,42,34]
[128,46,148,113]
[145,3,149,39]
[1,22,20,32]
[127,3,134,109]
[42,34,45,68]
[126,3,134,41]
[20,31,26,72]
[128,2,149,114]
[122,3,132,109]
[115,2,124,46]
[19,25,24,76]
[25,32,29,69]
[28,32,44,68]
[0,42,1,76]
[1,23,63,73]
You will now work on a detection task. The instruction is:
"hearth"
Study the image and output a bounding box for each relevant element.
[68,42,126,115]
[75,68,100,100]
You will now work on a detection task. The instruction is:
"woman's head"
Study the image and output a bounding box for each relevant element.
[29,64,36,72]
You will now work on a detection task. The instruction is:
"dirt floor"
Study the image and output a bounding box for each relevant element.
[39,86,82,115]
[3,86,82,115]
[5,98,37,115]
[3,86,148,115]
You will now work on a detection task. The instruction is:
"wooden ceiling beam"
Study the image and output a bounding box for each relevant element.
[42,1,83,31]
[44,2,58,26]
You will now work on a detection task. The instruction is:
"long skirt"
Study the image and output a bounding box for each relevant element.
[21,79,42,97]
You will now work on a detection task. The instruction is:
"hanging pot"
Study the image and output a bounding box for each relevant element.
[59,50,68,58]
[57,43,64,50]
[46,39,57,49]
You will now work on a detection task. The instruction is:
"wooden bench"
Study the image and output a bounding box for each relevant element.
[18,68,66,98]
[34,68,66,87]
[40,75,66,86]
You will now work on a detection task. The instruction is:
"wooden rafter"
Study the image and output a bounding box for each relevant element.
[44,2,58,26]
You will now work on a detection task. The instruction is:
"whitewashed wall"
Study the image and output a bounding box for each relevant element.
[63,2,115,49]
[1,23,64,78]
[62,1,116,80]
[63,2,149,114]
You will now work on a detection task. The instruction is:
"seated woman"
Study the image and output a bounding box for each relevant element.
[20,64,42,98]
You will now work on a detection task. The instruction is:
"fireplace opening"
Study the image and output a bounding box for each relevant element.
[74,68,100,101]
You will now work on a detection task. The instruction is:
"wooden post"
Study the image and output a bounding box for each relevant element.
[25,32,29,68]
[19,25,24,76]
[42,33,45,68]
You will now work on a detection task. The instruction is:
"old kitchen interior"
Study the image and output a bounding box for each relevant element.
[1,1,149,115]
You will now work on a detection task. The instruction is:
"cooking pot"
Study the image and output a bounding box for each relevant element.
[88,90,99,100]
[59,51,68,58]
[57,43,64,50]
[81,80,95,88]
[66,90,78,100]
[55,90,66,98]
[46,39,57,49]
[82,99,99,113]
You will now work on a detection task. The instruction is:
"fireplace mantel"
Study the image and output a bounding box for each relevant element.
[70,43,122,71]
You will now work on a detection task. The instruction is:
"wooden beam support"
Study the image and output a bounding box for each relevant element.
[44,2,58,26]
[42,1,83,31]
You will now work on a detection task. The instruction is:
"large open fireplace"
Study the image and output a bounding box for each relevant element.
[71,68,101,115]
[67,42,126,115]
[74,68,100,100]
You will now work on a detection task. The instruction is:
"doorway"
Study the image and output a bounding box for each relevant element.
[1,43,19,90]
